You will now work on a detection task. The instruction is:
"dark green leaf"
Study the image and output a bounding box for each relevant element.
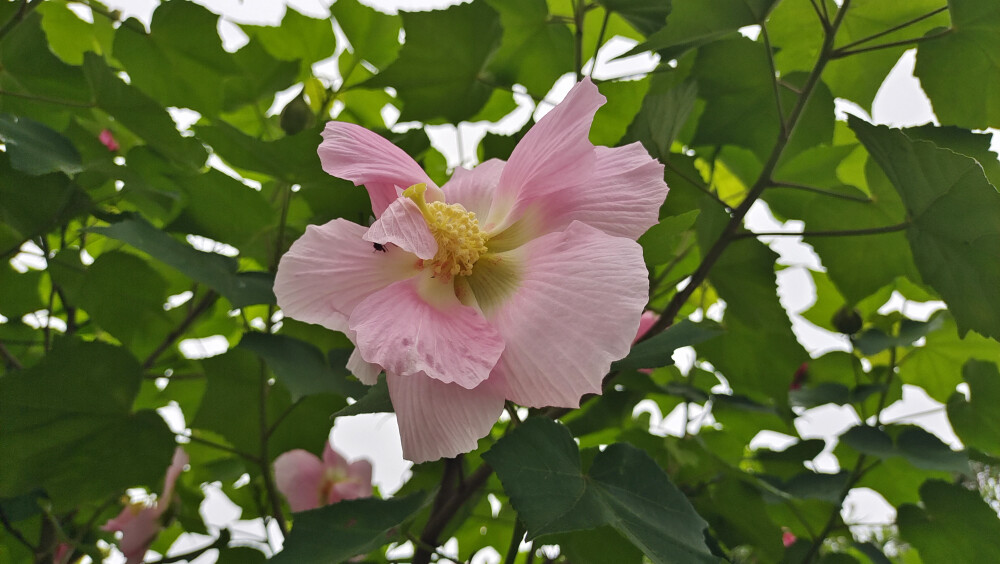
[0,11,91,108]
[243,7,336,70]
[0,114,81,175]
[851,314,944,356]
[0,154,89,250]
[365,2,502,122]
[614,319,723,371]
[625,77,697,162]
[850,117,1000,339]
[946,360,1000,456]
[333,375,392,418]
[841,425,969,473]
[272,493,429,563]
[598,0,671,37]
[194,122,327,184]
[484,418,717,563]
[915,0,1000,128]
[484,0,574,96]
[165,169,273,251]
[90,213,275,308]
[899,314,1000,402]
[639,209,699,266]
[0,340,175,508]
[238,332,367,400]
[0,262,43,319]
[546,526,645,564]
[626,0,778,58]
[897,480,1000,562]
[331,0,402,72]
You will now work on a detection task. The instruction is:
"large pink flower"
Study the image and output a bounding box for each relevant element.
[103,448,188,564]
[275,78,668,463]
[273,442,373,512]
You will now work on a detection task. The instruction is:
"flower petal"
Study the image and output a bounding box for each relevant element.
[318,122,435,216]
[347,347,382,385]
[158,447,188,513]
[363,197,437,259]
[387,372,504,463]
[634,310,659,344]
[273,449,324,512]
[519,143,668,241]
[321,442,349,471]
[331,460,374,501]
[103,506,160,564]
[441,159,504,220]
[485,221,649,408]
[275,219,419,332]
[488,78,604,231]
[349,277,505,389]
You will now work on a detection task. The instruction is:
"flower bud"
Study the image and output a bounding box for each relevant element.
[280,92,314,136]
[832,306,863,335]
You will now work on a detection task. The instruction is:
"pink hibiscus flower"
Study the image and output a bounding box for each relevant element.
[102,448,187,564]
[273,442,373,512]
[274,78,668,463]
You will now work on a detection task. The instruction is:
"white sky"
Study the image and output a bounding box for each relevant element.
[73,0,998,561]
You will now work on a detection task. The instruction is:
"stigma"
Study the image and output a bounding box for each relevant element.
[403,183,488,279]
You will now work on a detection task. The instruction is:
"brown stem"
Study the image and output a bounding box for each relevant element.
[412,463,494,564]
[142,291,218,370]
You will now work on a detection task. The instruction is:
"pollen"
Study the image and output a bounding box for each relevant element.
[404,183,488,279]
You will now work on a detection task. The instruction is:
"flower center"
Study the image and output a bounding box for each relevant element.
[404,183,488,279]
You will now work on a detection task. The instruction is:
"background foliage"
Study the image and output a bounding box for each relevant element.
[1,0,1000,563]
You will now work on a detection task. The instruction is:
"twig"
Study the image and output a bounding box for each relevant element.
[588,9,610,79]
[760,26,787,138]
[257,360,288,537]
[412,464,494,564]
[0,341,24,369]
[0,507,36,552]
[733,221,910,239]
[0,0,43,42]
[142,291,219,370]
[832,28,953,58]
[834,6,949,52]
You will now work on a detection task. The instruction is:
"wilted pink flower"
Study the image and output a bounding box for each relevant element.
[790,362,809,391]
[273,442,373,512]
[102,448,187,564]
[782,528,797,547]
[99,129,119,152]
[53,543,72,564]
[275,78,668,463]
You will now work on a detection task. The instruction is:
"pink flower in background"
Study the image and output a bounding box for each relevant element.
[98,129,119,152]
[275,78,668,463]
[634,311,659,343]
[273,442,373,512]
[103,448,187,564]
[782,528,797,547]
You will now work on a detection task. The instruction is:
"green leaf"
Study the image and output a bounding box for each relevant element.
[77,251,172,356]
[915,0,1000,128]
[333,375,392,417]
[272,493,429,563]
[89,213,275,308]
[0,262,43,319]
[546,526,645,564]
[165,168,273,252]
[850,117,1000,339]
[365,2,502,122]
[947,360,1000,456]
[851,314,944,356]
[331,0,402,72]
[238,332,367,401]
[624,76,698,162]
[591,78,651,147]
[37,1,114,65]
[639,209,699,267]
[83,53,207,170]
[484,418,717,564]
[242,7,336,69]
[897,480,1000,562]
[0,114,82,176]
[626,0,778,58]
[0,11,92,109]
[0,154,89,251]
[113,2,242,116]
[899,314,1000,402]
[598,0,672,37]
[193,122,327,184]
[484,0,574,96]
[841,425,969,473]
[614,319,723,371]
[0,340,175,508]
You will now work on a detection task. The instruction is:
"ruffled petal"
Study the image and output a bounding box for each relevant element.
[487,78,604,232]
[349,277,505,389]
[275,219,419,332]
[318,122,435,216]
[387,372,505,463]
[273,450,325,512]
[363,197,437,259]
[512,143,667,241]
[485,221,649,408]
[347,347,382,385]
[441,159,504,220]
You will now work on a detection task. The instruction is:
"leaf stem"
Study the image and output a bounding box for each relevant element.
[180,433,260,463]
[0,341,24,369]
[0,507,36,552]
[733,221,910,239]
[0,89,96,108]
[0,0,42,42]
[662,159,728,208]
[588,9,610,79]
[504,520,526,564]
[808,0,830,30]
[769,181,872,202]
[573,0,585,82]
[642,0,854,341]
[257,359,288,537]
[761,26,787,138]
[834,6,948,52]
[412,463,494,564]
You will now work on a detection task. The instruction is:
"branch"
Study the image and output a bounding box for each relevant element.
[0,341,24,370]
[761,26,787,138]
[642,0,854,341]
[733,221,910,239]
[412,463,494,564]
[0,0,43,42]
[142,291,219,370]
[808,0,830,31]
